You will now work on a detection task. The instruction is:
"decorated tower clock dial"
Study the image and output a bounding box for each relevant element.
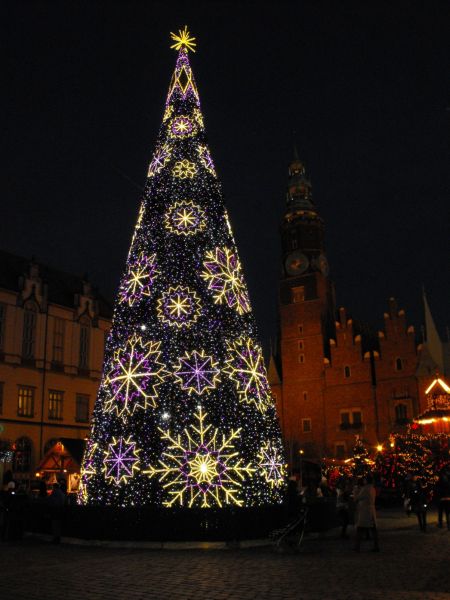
[285,250,309,276]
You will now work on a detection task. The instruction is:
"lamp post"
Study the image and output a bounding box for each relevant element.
[299,449,304,490]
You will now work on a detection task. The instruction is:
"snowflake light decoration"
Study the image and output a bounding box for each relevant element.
[163,104,174,123]
[103,436,140,484]
[193,108,204,129]
[78,440,98,505]
[174,350,220,395]
[104,334,166,416]
[148,143,172,177]
[157,286,201,328]
[172,159,198,179]
[119,252,159,306]
[257,442,286,489]
[169,115,196,138]
[201,247,251,315]
[224,337,273,413]
[164,200,206,236]
[145,408,254,507]
[197,144,216,176]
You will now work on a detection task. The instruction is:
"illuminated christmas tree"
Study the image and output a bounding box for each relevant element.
[351,436,371,478]
[78,28,286,509]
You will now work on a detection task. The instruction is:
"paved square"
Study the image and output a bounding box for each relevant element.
[1,509,449,600]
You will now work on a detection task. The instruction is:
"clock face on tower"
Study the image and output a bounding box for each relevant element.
[285,251,309,276]
[317,253,329,277]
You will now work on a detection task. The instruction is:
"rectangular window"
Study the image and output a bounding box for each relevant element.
[298,324,304,335]
[79,321,90,370]
[302,418,312,433]
[340,411,350,425]
[335,444,346,459]
[48,390,64,420]
[52,318,65,364]
[298,354,305,364]
[344,365,351,378]
[292,286,305,303]
[22,305,37,359]
[0,303,6,350]
[298,340,304,351]
[76,394,90,423]
[0,382,3,414]
[17,386,34,417]
[395,358,403,371]
[352,410,362,425]
[302,391,308,402]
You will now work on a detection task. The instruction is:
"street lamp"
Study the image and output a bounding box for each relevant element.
[298,449,304,489]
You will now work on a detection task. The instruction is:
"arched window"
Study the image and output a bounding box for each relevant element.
[395,403,408,422]
[22,303,37,359]
[13,437,32,473]
[395,357,403,371]
[79,315,90,370]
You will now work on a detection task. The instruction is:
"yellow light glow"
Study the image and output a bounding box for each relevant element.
[170,26,197,53]
[377,445,383,452]
[425,377,450,395]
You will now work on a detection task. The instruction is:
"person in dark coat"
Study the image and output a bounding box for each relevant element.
[409,475,428,532]
[48,483,66,543]
[435,469,450,530]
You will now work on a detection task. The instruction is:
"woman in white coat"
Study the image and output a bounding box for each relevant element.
[353,473,380,552]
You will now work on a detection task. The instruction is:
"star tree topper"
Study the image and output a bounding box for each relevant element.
[170,26,197,53]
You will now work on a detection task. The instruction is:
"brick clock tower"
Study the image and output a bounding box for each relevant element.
[271,154,436,468]
[274,154,336,464]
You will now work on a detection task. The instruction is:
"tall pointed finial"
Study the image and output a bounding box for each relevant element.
[170,26,197,53]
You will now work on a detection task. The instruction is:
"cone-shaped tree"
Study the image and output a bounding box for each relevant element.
[79,29,286,509]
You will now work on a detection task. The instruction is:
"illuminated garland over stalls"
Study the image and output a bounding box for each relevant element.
[78,28,286,509]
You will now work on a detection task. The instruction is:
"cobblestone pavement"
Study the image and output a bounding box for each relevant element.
[0,510,449,600]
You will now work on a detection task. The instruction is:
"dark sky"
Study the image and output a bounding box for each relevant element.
[3,1,450,353]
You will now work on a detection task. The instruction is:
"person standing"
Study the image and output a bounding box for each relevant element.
[336,478,351,539]
[48,483,66,543]
[409,476,428,532]
[435,469,450,530]
[353,474,380,552]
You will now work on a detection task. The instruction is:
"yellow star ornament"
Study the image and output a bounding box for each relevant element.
[170,26,197,53]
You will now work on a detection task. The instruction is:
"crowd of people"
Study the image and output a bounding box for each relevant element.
[0,475,69,543]
[1,466,449,547]
[286,465,450,552]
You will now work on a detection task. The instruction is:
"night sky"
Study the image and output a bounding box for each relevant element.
[3,1,449,353]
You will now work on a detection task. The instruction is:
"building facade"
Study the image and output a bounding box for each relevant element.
[0,250,111,484]
[270,156,446,466]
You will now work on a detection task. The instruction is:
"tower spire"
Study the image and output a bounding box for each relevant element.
[422,287,444,372]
